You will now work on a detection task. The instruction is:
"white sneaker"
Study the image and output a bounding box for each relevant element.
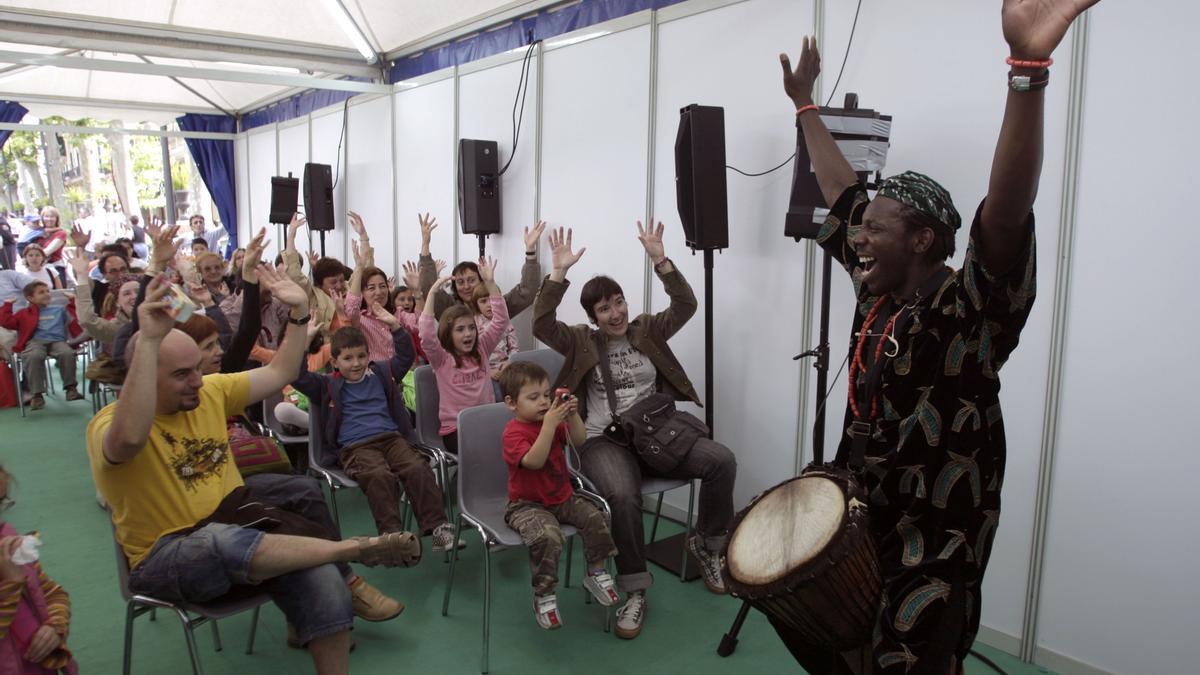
[687,535,727,594]
[534,594,562,630]
[581,570,619,607]
[431,523,466,552]
[614,592,645,639]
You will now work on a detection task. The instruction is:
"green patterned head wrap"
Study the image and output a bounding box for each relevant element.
[877,171,961,232]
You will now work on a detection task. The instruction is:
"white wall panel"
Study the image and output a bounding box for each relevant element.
[540,26,652,328]
[458,56,540,342]
[277,119,311,259]
[234,133,250,253]
[652,0,814,515]
[347,96,396,275]
[311,105,350,261]
[393,78,456,283]
[807,0,1076,643]
[246,127,277,250]
[1037,3,1199,673]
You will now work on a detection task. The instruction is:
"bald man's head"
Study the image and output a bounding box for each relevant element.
[127,328,206,414]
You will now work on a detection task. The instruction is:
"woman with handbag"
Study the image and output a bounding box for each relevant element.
[532,222,737,641]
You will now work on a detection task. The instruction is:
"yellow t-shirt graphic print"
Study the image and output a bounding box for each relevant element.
[88,372,250,568]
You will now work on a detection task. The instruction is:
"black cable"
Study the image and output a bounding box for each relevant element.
[498,40,539,176]
[332,97,349,188]
[727,152,796,177]
[969,649,1010,675]
[726,0,864,178]
[824,0,863,107]
[811,351,850,425]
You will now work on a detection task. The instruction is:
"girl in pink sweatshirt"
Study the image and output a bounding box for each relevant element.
[419,258,510,454]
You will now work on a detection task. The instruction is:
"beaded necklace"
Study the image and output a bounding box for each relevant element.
[847,294,907,420]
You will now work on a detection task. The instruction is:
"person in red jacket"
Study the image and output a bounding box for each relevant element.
[0,281,84,410]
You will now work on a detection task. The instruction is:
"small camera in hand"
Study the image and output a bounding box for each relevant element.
[554,387,571,403]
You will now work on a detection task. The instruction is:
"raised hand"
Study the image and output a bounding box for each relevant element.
[548,227,586,272]
[306,249,320,268]
[286,212,305,249]
[350,239,371,268]
[69,223,91,249]
[780,36,821,107]
[243,227,269,282]
[65,247,89,280]
[370,302,400,328]
[306,320,328,341]
[435,259,447,276]
[1002,0,1099,60]
[418,213,438,243]
[137,276,177,341]
[478,256,499,284]
[348,211,368,239]
[402,260,420,289]
[636,220,667,264]
[186,283,214,308]
[523,220,547,252]
[149,224,181,270]
[256,264,308,310]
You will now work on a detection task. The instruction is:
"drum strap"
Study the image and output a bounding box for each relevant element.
[848,267,951,472]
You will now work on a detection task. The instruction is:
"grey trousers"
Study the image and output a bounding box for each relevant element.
[21,339,76,395]
[580,435,737,593]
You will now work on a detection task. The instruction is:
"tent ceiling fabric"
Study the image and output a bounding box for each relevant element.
[0,0,532,123]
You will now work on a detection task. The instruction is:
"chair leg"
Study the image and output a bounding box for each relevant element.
[245,605,261,654]
[481,545,491,675]
[13,359,25,418]
[649,493,665,543]
[210,619,222,652]
[564,537,573,588]
[123,602,136,675]
[442,515,462,616]
[680,482,696,581]
[329,486,341,534]
[180,616,205,675]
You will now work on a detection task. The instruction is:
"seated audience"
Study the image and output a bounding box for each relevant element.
[500,361,619,630]
[418,258,509,454]
[0,281,85,409]
[0,464,79,674]
[533,223,737,639]
[87,271,415,672]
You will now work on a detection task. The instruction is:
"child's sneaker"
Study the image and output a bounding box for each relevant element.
[534,594,562,630]
[686,535,727,594]
[431,522,466,552]
[581,570,619,606]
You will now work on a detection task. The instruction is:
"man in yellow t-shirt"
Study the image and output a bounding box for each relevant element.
[87,266,420,674]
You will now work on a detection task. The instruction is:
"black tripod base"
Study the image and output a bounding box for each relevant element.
[717,601,752,657]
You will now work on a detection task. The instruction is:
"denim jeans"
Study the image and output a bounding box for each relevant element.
[580,435,737,593]
[128,523,353,645]
[242,472,352,579]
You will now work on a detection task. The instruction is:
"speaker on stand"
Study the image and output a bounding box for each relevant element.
[304,162,335,257]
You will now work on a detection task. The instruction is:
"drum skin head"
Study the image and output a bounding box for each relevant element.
[727,475,845,586]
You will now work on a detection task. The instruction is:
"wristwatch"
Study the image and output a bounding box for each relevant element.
[287,314,311,326]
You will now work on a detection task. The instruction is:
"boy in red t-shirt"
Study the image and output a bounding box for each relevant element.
[500,361,619,630]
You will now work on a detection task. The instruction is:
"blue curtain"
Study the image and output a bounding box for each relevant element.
[0,100,29,150]
[176,113,238,255]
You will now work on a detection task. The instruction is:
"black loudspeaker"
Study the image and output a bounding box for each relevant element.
[303,162,335,232]
[458,139,501,235]
[674,104,729,251]
[268,174,299,225]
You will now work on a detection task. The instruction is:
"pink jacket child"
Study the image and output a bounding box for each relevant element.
[419,295,510,448]
[0,523,78,675]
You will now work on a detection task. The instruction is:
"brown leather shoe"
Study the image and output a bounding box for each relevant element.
[349,576,404,622]
[353,531,421,568]
[29,395,44,411]
[65,386,84,401]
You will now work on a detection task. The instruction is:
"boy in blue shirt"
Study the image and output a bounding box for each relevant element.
[0,281,84,409]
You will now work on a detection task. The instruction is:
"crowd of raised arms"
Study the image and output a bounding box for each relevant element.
[0,1,1095,672]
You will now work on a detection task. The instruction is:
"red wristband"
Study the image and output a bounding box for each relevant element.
[795,104,819,117]
[1006,56,1053,69]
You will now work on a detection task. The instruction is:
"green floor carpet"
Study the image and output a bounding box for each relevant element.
[0,384,1053,675]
